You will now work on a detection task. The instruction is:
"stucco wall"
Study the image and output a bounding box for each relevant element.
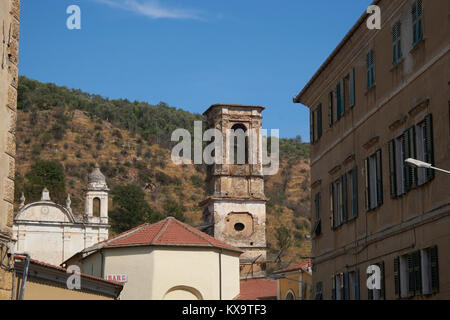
[81,246,240,300]
[0,0,20,300]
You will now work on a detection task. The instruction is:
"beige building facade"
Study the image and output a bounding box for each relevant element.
[295,0,449,299]
[0,0,20,300]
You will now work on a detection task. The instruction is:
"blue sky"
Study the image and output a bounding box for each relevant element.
[19,0,372,140]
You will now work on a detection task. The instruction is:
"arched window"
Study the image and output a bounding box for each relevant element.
[285,290,295,300]
[231,123,248,164]
[93,197,101,217]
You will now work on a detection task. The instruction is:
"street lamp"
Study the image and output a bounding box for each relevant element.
[405,158,450,174]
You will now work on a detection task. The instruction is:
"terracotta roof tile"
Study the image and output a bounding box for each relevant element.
[273,259,311,274]
[96,217,242,253]
[238,278,277,300]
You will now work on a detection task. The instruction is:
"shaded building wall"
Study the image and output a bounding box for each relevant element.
[0,0,20,300]
[297,0,450,299]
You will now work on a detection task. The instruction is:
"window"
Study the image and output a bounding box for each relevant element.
[395,246,439,299]
[330,174,350,228]
[366,49,375,90]
[285,291,295,300]
[392,21,403,65]
[93,197,101,217]
[317,104,322,139]
[352,270,361,300]
[349,68,356,107]
[332,272,359,300]
[311,110,315,143]
[328,91,334,126]
[231,123,248,164]
[389,136,406,198]
[332,273,343,300]
[365,149,383,210]
[391,115,434,196]
[348,166,359,218]
[368,262,385,300]
[313,193,322,236]
[336,79,345,119]
[315,282,323,300]
[412,0,423,46]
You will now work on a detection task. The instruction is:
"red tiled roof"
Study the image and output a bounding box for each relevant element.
[91,217,242,253]
[238,278,277,300]
[273,259,311,274]
[14,255,123,287]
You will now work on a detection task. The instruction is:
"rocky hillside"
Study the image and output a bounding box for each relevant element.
[14,76,311,268]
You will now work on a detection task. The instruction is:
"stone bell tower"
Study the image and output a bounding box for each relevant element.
[84,164,109,224]
[201,104,267,279]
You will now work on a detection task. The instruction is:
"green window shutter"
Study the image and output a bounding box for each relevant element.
[380,261,386,300]
[430,246,439,293]
[389,140,397,198]
[338,178,344,225]
[413,251,422,296]
[366,52,371,90]
[317,104,322,139]
[349,68,355,107]
[368,286,373,300]
[336,83,342,119]
[402,130,411,191]
[329,184,334,229]
[394,257,401,299]
[392,22,402,64]
[409,126,418,188]
[328,92,333,127]
[342,174,348,222]
[344,272,350,300]
[342,80,345,116]
[311,110,315,143]
[376,149,383,206]
[332,276,336,300]
[365,158,371,210]
[354,270,360,300]
[351,166,359,217]
[423,114,434,182]
[408,253,415,297]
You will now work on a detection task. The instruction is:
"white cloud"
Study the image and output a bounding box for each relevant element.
[93,0,204,20]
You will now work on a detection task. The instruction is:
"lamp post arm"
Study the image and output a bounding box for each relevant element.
[430,166,450,174]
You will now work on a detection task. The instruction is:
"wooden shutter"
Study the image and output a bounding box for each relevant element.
[342,175,348,222]
[349,68,355,107]
[423,114,434,182]
[394,257,401,299]
[365,158,371,210]
[354,270,360,300]
[338,178,343,225]
[408,253,415,297]
[430,245,439,293]
[328,92,333,127]
[366,51,371,90]
[340,78,345,116]
[332,276,336,300]
[351,166,359,217]
[310,110,315,143]
[336,83,342,119]
[413,251,422,296]
[389,140,397,198]
[380,261,386,300]
[329,184,334,229]
[344,272,350,300]
[376,149,383,206]
[317,104,322,139]
[409,126,417,188]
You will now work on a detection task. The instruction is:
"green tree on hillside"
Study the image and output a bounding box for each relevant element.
[23,159,66,204]
[110,184,164,233]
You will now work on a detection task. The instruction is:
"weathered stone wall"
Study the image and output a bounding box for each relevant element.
[0,0,20,300]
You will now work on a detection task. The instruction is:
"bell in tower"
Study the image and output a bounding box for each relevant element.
[200,104,267,279]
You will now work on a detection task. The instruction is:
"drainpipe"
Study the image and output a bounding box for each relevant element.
[17,253,30,300]
[219,249,223,300]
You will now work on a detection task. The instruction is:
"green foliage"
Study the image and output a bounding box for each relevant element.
[110,184,164,233]
[22,159,66,204]
[275,225,292,252]
[162,198,185,222]
[18,76,204,149]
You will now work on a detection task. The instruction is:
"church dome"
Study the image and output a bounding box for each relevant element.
[88,164,106,184]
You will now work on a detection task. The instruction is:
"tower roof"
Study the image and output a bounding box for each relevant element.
[203,103,265,116]
[88,164,106,184]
